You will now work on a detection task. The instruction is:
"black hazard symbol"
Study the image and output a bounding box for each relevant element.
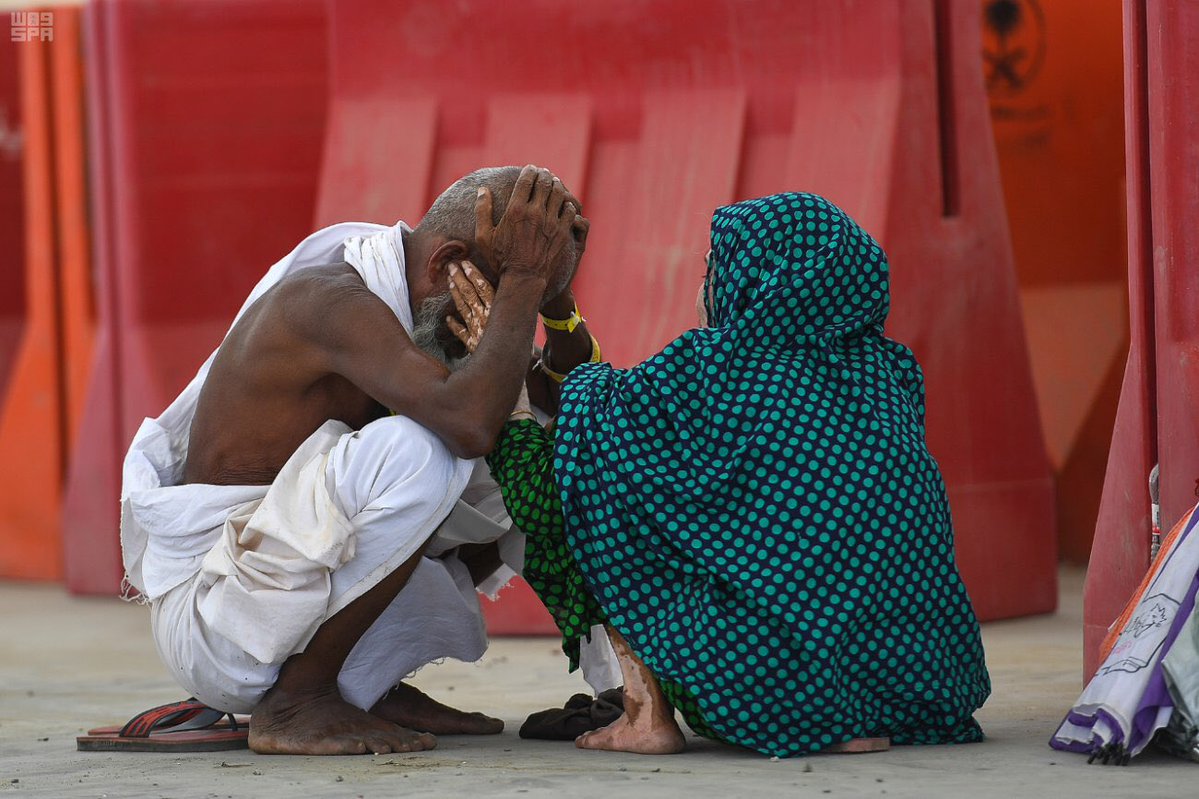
[983,0,1048,98]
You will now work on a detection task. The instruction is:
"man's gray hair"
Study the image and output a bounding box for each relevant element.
[417,166,523,245]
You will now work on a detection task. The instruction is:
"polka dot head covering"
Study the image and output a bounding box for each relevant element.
[704,193,889,346]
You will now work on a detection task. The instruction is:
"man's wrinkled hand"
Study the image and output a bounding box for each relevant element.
[475,165,576,285]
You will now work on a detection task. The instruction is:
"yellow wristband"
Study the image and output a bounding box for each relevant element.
[539,303,584,334]
[588,334,602,364]
[540,361,568,384]
[540,335,602,383]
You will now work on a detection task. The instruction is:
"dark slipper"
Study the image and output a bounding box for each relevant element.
[519,688,625,740]
[77,698,250,752]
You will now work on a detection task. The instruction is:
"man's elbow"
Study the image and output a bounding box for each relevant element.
[444,422,499,460]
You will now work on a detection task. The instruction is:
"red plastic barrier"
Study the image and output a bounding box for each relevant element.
[1084,0,1199,677]
[61,0,328,593]
[321,0,1056,629]
[0,41,25,415]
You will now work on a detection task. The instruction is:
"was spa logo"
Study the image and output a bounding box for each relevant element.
[10,11,54,43]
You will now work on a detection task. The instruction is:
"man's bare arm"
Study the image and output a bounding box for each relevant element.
[315,166,576,458]
[313,271,544,458]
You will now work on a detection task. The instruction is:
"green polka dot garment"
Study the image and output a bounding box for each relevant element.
[486,417,607,671]
[555,193,989,757]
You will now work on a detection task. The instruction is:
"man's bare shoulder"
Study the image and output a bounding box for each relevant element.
[256,261,420,383]
[266,263,388,335]
[270,262,368,308]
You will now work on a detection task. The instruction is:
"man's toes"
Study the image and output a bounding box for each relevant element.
[471,713,505,734]
[327,736,369,756]
[388,730,435,752]
[363,736,393,755]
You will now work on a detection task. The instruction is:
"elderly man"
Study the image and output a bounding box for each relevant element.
[119,166,598,755]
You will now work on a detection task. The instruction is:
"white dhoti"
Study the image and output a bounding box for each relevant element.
[121,220,616,716]
[145,416,507,713]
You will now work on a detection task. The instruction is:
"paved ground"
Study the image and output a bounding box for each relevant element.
[0,567,1194,798]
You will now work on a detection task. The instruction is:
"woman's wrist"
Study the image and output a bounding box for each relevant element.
[540,334,602,384]
[540,290,576,321]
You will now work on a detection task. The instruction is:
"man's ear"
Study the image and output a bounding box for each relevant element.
[424,239,470,284]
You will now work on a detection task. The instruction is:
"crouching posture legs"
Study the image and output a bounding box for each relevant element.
[249,541,502,755]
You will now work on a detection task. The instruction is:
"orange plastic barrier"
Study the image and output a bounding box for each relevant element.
[0,11,85,581]
[61,0,123,592]
[321,0,1055,629]
[61,0,329,593]
[1084,0,1199,677]
[51,9,95,452]
[984,0,1128,563]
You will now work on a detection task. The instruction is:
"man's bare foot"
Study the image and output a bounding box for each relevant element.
[575,711,686,755]
[371,683,504,735]
[249,685,436,755]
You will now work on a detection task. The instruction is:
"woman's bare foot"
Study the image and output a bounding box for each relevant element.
[575,626,685,755]
[249,684,436,755]
[824,737,891,754]
[370,683,504,735]
[576,711,686,754]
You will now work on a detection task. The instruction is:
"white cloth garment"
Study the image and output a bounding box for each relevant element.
[121,221,617,713]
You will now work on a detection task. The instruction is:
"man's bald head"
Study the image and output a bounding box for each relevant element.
[415,166,579,297]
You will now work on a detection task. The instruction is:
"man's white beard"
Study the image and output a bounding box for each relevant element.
[411,293,469,371]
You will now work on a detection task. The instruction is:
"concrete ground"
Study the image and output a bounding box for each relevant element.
[0,568,1194,798]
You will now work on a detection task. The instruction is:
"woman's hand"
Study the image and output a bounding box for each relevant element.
[447,260,534,420]
[446,261,494,354]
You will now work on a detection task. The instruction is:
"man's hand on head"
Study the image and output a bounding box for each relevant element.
[474,165,577,288]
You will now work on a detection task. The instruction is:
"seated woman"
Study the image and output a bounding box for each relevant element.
[449,192,991,758]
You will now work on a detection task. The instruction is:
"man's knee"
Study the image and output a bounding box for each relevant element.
[325,415,470,521]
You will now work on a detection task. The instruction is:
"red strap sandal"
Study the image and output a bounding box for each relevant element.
[76,698,250,752]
